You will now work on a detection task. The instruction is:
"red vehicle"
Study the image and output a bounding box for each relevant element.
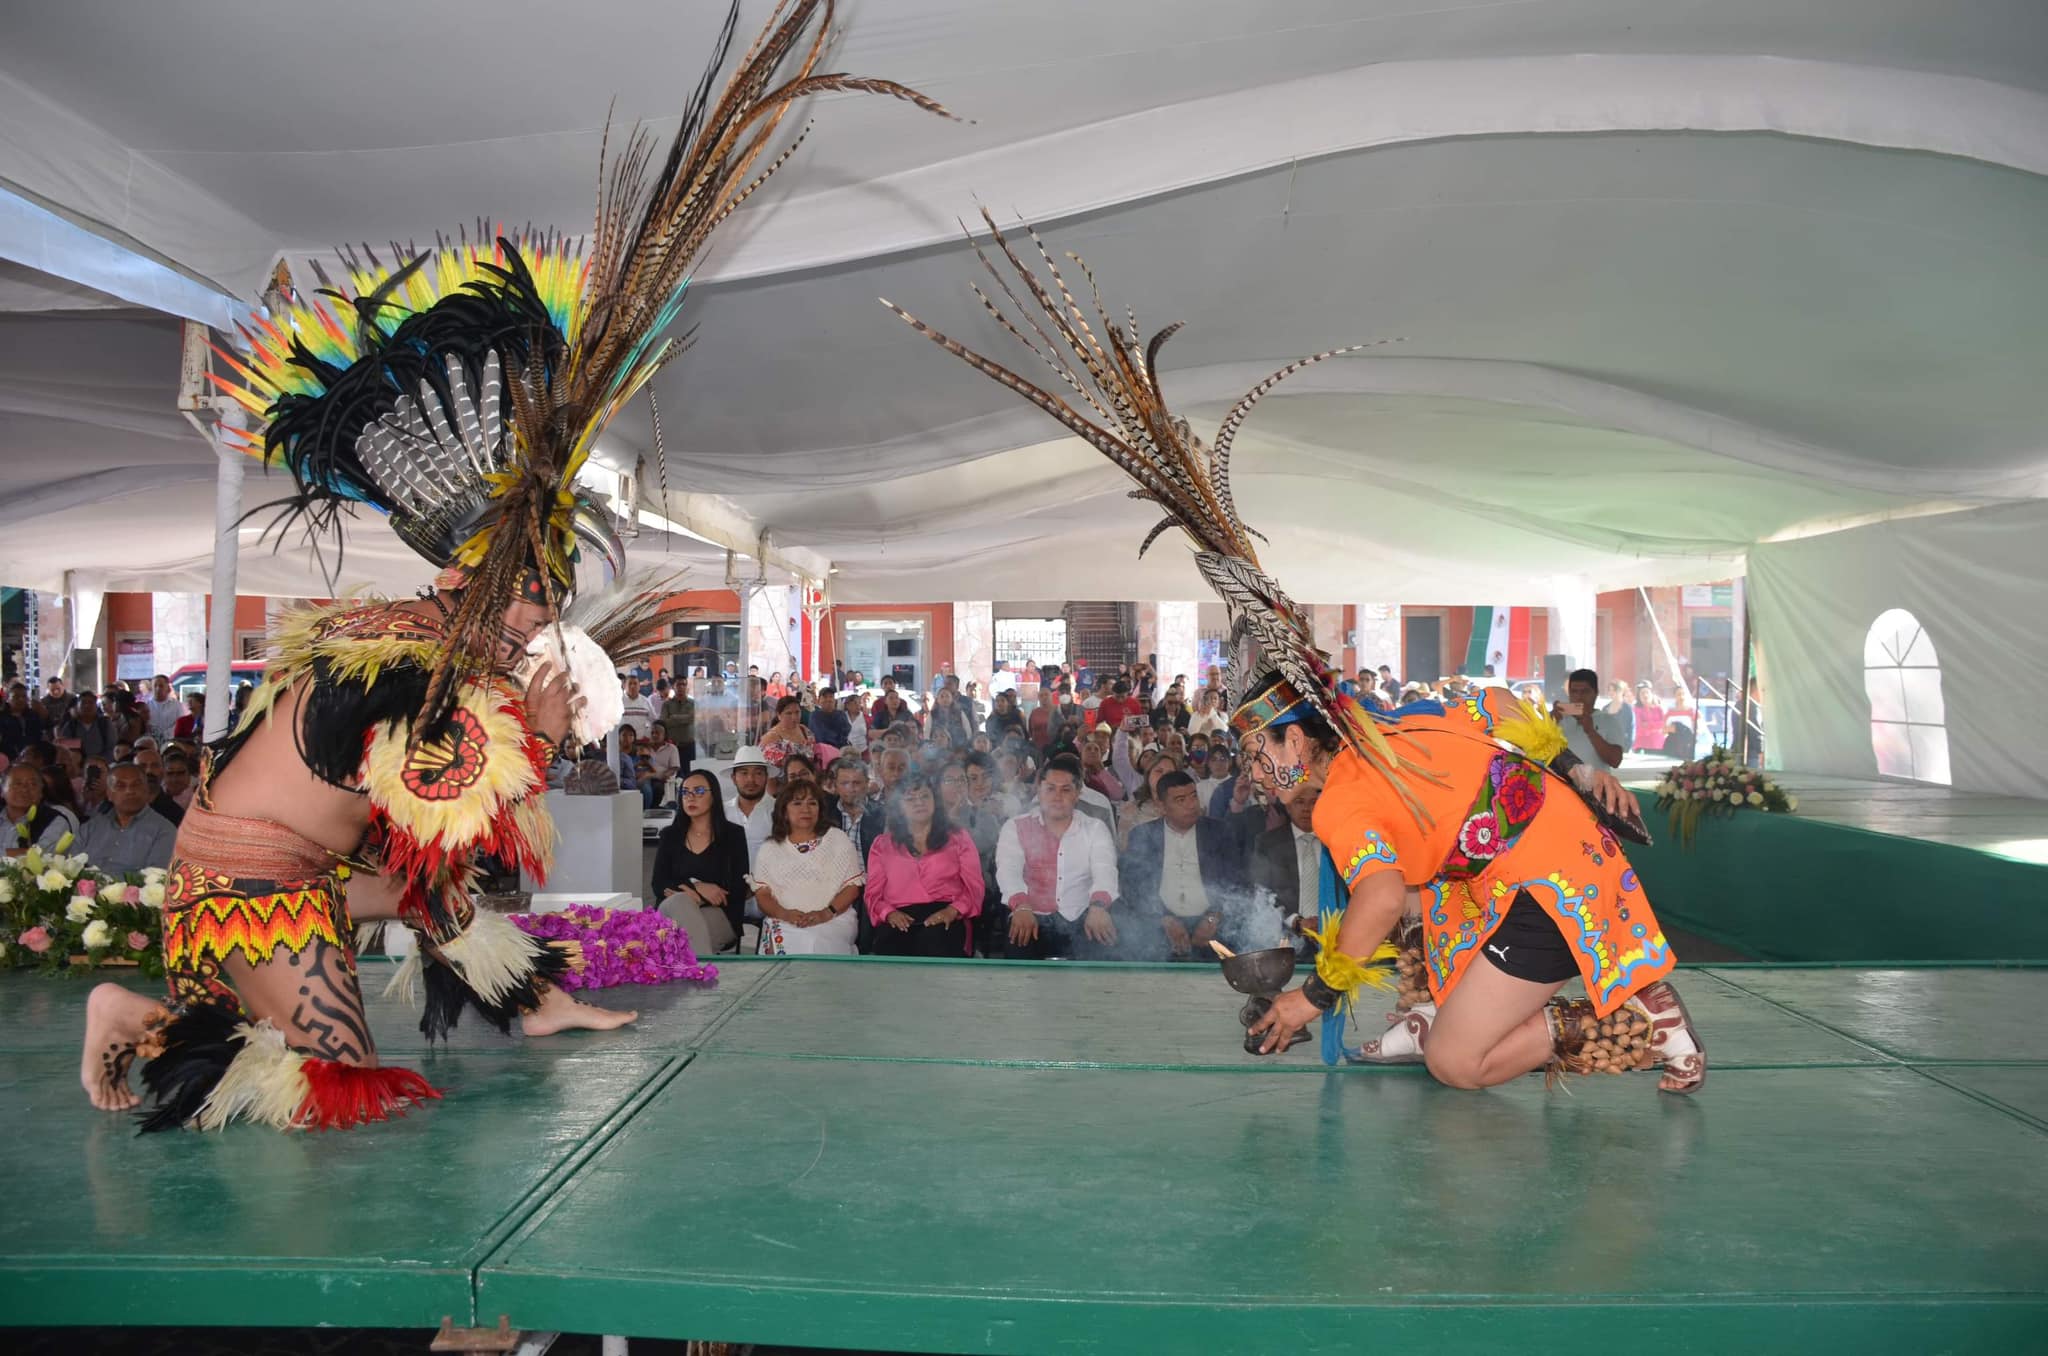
[167,662,267,703]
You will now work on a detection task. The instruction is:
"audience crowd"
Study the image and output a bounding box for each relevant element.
[639,657,1670,962]
[1,674,201,872]
[0,650,1719,945]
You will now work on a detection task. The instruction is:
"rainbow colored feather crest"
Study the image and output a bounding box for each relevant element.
[207,230,594,461]
[201,0,953,738]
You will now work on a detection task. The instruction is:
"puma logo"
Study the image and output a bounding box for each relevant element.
[1487,943,1511,964]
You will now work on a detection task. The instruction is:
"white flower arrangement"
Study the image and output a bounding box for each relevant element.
[2,852,165,977]
[1653,746,1797,849]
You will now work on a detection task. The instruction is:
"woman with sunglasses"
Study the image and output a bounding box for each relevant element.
[653,769,753,954]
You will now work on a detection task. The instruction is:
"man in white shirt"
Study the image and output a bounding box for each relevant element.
[144,675,182,743]
[641,723,682,808]
[725,746,775,869]
[994,756,1120,959]
[618,674,657,739]
[1119,772,1247,960]
[1557,668,1626,769]
[1253,782,1330,929]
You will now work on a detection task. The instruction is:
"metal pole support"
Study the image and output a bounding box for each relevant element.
[201,429,243,741]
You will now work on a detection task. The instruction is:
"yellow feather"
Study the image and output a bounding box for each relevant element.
[1490,696,1569,765]
[1302,916,1401,999]
[361,683,542,853]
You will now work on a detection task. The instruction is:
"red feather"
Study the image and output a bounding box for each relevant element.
[296,1060,442,1131]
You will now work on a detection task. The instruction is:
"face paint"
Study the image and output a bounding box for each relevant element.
[1274,759,1308,791]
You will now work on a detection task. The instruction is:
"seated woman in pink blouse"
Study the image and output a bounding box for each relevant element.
[866,769,985,957]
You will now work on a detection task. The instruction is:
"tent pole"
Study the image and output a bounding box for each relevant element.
[1734,578,1754,765]
[200,426,242,741]
[179,315,249,743]
[1635,586,1685,700]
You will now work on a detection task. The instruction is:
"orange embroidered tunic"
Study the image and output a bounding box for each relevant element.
[1312,696,1674,1016]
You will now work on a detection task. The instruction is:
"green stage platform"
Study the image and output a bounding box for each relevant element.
[1625,775,2048,962]
[4,958,2046,1354]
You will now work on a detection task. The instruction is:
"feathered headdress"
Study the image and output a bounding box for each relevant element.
[884,209,1437,817]
[212,0,949,729]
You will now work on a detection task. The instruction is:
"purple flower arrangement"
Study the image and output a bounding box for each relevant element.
[511,905,718,990]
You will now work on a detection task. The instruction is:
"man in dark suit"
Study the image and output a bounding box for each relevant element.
[1252,782,1329,951]
[828,756,886,952]
[1119,771,1248,961]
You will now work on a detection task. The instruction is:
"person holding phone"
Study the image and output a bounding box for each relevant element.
[1554,668,1626,769]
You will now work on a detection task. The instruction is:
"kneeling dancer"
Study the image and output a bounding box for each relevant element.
[79,0,947,1127]
[1234,678,1702,1092]
[887,211,1704,1093]
[83,582,637,1130]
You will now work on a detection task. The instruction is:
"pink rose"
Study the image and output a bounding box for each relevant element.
[127,931,150,951]
[77,879,97,898]
[123,885,142,904]
[20,926,51,954]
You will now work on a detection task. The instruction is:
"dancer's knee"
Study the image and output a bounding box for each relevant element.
[1425,1044,1488,1090]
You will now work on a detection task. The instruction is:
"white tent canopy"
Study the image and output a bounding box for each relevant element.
[1,0,2045,602]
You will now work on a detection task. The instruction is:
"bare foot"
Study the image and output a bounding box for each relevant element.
[81,984,161,1112]
[519,985,637,1037]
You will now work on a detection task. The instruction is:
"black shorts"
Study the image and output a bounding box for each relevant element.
[1479,890,1580,984]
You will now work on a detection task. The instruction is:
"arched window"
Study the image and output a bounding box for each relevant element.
[1863,609,1949,784]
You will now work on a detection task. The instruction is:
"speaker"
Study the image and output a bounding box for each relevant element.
[69,648,101,693]
[1542,653,1569,701]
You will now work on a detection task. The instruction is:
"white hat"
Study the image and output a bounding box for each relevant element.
[730,746,769,769]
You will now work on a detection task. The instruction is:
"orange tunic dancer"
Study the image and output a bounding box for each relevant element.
[888,211,1705,1093]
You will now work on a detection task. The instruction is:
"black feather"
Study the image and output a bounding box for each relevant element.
[251,246,562,568]
[135,1005,242,1134]
[417,937,574,1042]
[207,656,434,791]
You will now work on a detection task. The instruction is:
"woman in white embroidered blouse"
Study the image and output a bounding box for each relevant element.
[748,780,865,955]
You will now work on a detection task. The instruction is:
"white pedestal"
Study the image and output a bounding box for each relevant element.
[525,790,643,902]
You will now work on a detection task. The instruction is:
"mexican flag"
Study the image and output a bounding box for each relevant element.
[1464,606,1531,678]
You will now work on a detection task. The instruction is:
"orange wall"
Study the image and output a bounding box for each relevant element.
[626,593,962,683]
[1599,588,1640,685]
[1593,586,1737,691]
[644,590,740,678]
[106,592,273,635]
[105,593,151,636]
[822,603,955,679]
[655,590,742,616]
[101,592,274,684]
